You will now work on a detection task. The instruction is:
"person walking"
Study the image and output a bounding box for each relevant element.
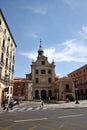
[40,100,44,108]
[9,97,14,110]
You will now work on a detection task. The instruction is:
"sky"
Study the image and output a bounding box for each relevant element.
[1,0,87,78]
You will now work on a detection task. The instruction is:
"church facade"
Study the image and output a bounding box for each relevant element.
[13,42,74,102]
[31,42,56,100]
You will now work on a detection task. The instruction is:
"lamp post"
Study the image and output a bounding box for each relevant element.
[73,77,79,104]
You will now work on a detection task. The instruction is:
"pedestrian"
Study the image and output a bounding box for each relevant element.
[41,100,44,107]
[2,100,6,110]
[6,104,9,112]
[9,97,14,110]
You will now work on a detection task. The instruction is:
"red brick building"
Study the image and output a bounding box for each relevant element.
[68,64,87,100]
[13,77,32,101]
[55,76,73,100]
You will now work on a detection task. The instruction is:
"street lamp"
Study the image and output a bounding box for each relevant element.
[73,77,79,104]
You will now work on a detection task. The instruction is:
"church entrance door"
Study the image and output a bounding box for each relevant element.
[41,90,46,100]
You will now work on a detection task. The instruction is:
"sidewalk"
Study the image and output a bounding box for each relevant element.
[44,100,87,109]
[0,100,87,112]
[18,100,87,109]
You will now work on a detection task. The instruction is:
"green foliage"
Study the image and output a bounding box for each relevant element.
[67,94,75,101]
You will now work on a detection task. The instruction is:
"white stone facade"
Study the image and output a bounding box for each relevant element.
[0,9,16,105]
[31,43,55,100]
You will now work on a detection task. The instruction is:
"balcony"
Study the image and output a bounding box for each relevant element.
[0,75,6,83]
[9,67,11,72]
[0,60,4,66]
[6,52,9,57]
[0,74,13,86]
[5,65,8,70]
[2,46,5,52]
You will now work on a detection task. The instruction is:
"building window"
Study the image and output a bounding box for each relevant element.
[41,61,45,65]
[2,39,5,47]
[0,67,2,78]
[4,29,6,34]
[35,69,38,74]
[10,51,12,59]
[48,78,52,83]
[80,71,81,74]
[12,65,14,72]
[7,46,9,54]
[9,62,11,70]
[6,58,8,67]
[83,69,85,72]
[36,78,39,83]
[0,19,1,25]
[80,79,82,84]
[65,84,70,92]
[41,70,46,74]
[8,37,10,42]
[1,53,4,63]
[13,55,14,63]
[10,87,12,94]
[48,69,51,74]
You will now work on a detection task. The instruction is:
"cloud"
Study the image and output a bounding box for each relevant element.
[19,26,87,63]
[19,6,47,15]
[64,0,87,10]
[64,0,79,9]
[19,51,37,60]
[28,32,38,39]
[78,26,87,39]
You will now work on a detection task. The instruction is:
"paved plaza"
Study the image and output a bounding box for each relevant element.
[0,100,87,113]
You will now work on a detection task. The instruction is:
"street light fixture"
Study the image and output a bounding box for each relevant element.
[73,77,79,104]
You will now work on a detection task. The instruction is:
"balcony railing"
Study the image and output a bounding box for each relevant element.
[0,75,13,85]
[2,46,5,52]
[0,61,4,66]
[6,52,9,57]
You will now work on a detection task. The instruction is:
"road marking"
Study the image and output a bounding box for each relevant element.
[43,107,47,110]
[29,124,40,130]
[8,108,19,112]
[18,107,26,111]
[26,107,33,111]
[58,123,64,129]
[14,118,48,122]
[58,114,83,118]
[35,107,40,110]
